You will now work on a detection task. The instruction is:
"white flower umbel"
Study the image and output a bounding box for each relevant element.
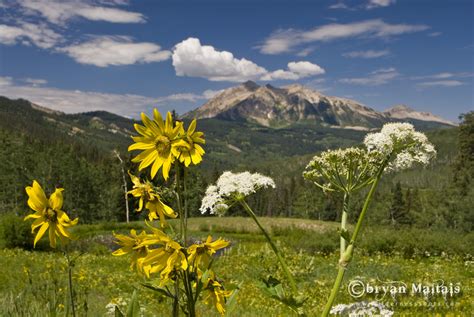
[330,301,394,316]
[364,122,436,172]
[199,171,275,215]
[303,147,381,193]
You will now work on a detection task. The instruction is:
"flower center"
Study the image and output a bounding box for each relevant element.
[155,135,170,153]
[45,208,57,222]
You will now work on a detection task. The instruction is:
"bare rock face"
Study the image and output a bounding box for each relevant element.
[383,104,456,126]
[183,82,455,128]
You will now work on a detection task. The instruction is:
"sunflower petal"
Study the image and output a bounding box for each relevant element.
[34,222,49,248]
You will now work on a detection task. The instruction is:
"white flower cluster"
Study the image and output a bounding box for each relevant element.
[303,147,381,193]
[364,122,436,172]
[330,301,394,316]
[200,171,276,215]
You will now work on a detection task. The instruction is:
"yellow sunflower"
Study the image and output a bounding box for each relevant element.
[24,180,78,248]
[112,229,150,271]
[203,276,232,316]
[187,236,229,269]
[129,110,182,180]
[171,119,205,167]
[128,173,177,226]
[139,228,188,283]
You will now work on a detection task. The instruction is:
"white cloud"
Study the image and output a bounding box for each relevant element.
[173,38,325,82]
[296,47,315,57]
[259,19,429,54]
[59,36,171,67]
[428,32,442,37]
[18,0,145,25]
[288,61,325,76]
[172,38,268,82]
[0,22,62,48]
[328,2,352,10]
[24,78,48,87]
[0,76,13,86]
[343,49,390,58]
[339,67,399,85]
[416,80,464,87]
[366,0,396,9]
[261,70,300,81]
[0,77,216,117]
[411,72,473,80]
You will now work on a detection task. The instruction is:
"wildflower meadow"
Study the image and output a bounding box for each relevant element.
[0,109,467,317]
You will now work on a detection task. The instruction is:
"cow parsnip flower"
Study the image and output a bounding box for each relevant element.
[303,147,382,193]
[200,171,275,215]
[171,119,205,167]
[364,122,436,172]
[128,173,176,226]
[330,301,394,316]
[187,236,229,269]
[203,276,232,316]
[129,110,182,180]
[112,229,150,271]
[24,180,78,248]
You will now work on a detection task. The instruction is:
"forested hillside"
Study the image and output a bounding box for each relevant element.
[0,97,471,231]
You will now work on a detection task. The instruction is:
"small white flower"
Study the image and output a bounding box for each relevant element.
[364,122,436,172]
[330,301,394,316]
[200,171,275,215]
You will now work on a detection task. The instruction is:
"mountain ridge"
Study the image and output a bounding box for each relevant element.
[183,81,456,128]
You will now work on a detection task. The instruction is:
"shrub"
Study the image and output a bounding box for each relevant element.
[0,213,35,249]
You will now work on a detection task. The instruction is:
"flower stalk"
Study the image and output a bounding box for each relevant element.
[321,163,385,317]
[239,199,298,294]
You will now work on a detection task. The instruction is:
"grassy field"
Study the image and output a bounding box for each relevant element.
[0,217,472,316]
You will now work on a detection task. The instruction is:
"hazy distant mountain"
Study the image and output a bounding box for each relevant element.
[183,81,456,129]
[383,104,455,126]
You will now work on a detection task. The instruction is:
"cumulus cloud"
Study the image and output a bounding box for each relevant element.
[173,38,325,82]
[0,22,62,48]
[0,76,216,117]
[172,38,268,82]
[18,0,145,25]
[59,36,171,67]
[343,49,390,58]
[259,19,429,54]
[339,67,399,86]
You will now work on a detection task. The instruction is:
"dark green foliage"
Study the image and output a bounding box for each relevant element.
[0,96,472,232]
[0,213,34,249]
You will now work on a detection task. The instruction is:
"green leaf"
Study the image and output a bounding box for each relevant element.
[114,306,125,317]
[141,283,173,298]
[126,290,140,317]
[340,228,351,242]
[224,282,242,317]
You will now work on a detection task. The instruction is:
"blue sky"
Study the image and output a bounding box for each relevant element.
[0,0,472,121]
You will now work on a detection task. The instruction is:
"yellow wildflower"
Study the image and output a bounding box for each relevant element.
[171,119,205,167]
[24,180,78,248]
[203,276,232,316]
[187,236,229,269]
[112,229,149,271]
[129,110,182,180]
[139,228,188,284]
[128,173,176,226]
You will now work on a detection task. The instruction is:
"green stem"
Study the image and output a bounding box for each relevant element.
[321,267,345,317]
[340,193,349,258]
[183,168,189,245]
[239,200,298,294]
[65,252,76,317]
[172,281,179,317]
[175,164,185,245]
[321,165,386,317]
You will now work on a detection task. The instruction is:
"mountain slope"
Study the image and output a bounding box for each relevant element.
[184,81,456,129]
